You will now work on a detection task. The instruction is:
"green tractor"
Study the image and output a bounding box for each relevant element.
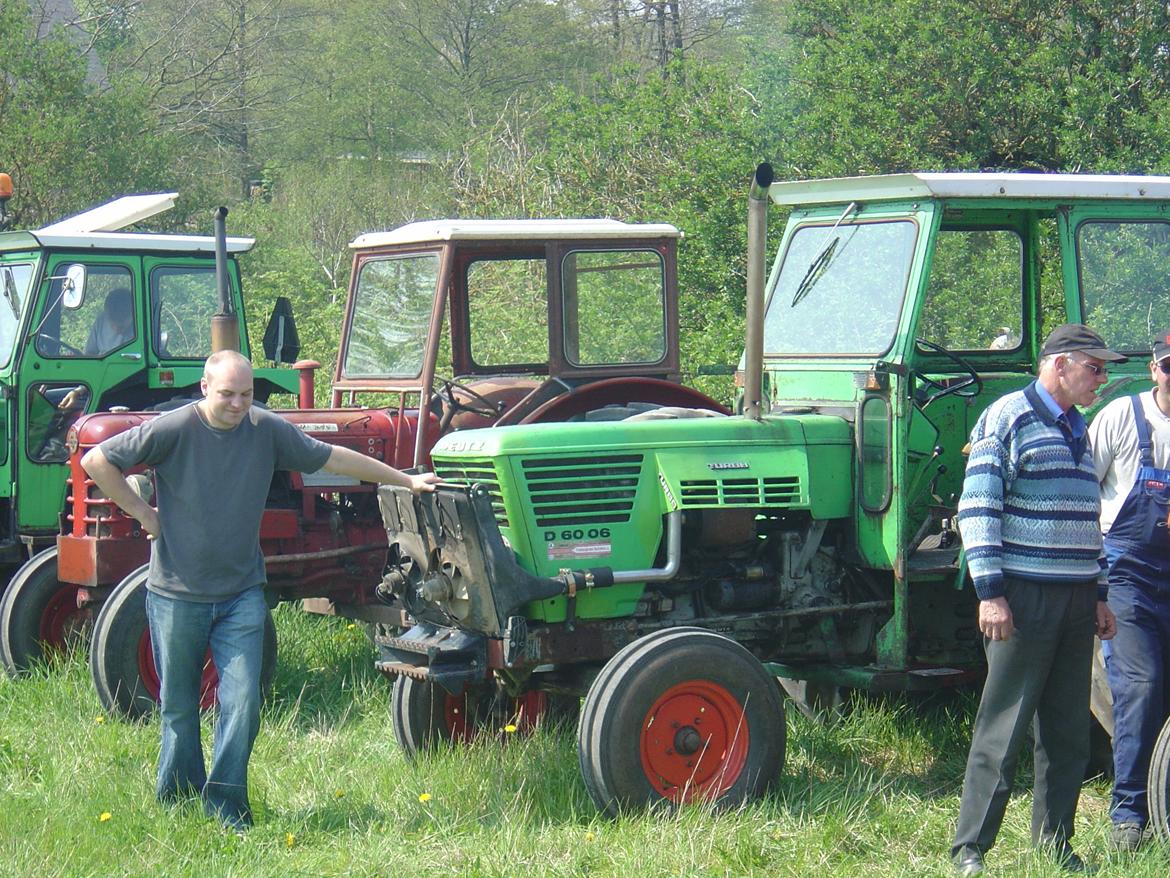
[374,165,1170,816]
[0,181,299,671]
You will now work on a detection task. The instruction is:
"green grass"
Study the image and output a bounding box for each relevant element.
[1,607,1167,877]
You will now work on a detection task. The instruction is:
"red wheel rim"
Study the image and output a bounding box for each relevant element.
[37,584,90,653]
[444,689,476,742]
[138,631,220,710]
[639,680,749,804]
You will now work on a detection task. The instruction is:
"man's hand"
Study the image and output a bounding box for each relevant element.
[1096,601,1117,640]
[978,596,1014,641]
[139,506,161,540]
[409,472,443,494]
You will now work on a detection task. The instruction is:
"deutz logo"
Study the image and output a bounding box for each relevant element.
[708,461,750,471]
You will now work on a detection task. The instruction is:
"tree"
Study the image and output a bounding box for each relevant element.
[0,0,176,226]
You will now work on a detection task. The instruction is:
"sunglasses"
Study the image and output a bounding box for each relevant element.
[1066,355,1108,377]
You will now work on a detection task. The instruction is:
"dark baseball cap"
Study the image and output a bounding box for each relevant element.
[1154,330,1170,363]
[1039,323,1127,362]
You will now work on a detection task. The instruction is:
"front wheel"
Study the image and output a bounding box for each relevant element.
[90,567,277,720]
[1147,715,1170,842]
[0,547,91,675]
[577,627,786,816]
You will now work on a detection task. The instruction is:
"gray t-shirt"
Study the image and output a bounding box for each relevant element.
[100,403,333,601]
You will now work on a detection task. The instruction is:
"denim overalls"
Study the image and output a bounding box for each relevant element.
[1102,395,1170,827]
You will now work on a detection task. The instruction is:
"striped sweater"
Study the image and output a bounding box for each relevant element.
[957,381,1106,601]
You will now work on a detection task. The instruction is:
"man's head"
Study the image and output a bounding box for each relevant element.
[200,350,253,430]
[104,287,132,328]
[1150,330,1170,398]
[1037,323,1126,409]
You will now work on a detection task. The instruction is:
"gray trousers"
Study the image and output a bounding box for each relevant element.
[952,576,1098,856]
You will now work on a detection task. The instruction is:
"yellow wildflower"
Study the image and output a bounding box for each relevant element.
[94,716,105,724]
[418,792,432,803]
[334,789,345,799]
[99,812,112,822]
[286,833,296,848]
[585,831,595,842]
[503,724,518,734]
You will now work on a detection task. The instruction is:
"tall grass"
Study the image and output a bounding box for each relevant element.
[0,606,1166,877]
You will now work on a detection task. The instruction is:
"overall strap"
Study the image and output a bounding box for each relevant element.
[1129,394,1155,469]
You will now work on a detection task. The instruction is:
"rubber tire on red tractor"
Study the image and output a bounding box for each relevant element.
[90,566,277,721]
[1147,714,1170,842]
[391,675,578,760]
[0,547,90,675]
[577,627,786,817]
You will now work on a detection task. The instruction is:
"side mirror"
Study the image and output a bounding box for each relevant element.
[262,296,301,364]
[56,264,87,309]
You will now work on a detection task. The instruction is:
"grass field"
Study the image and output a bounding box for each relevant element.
[1,606,1167,877]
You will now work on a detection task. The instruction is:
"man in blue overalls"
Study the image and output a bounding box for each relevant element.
[1089,331,1170,851]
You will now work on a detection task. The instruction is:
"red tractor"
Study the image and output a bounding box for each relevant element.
[4,218,725,717]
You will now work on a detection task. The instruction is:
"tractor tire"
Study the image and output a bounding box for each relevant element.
[1147,714,1170,843]
[0,548,90,675]
[577,627,786,816]
[90,567,277,721]
[391,676,576,759]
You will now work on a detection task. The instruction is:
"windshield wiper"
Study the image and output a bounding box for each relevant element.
[1,268,19,320]
[790,201,858,308]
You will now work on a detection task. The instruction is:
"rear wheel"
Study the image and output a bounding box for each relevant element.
[90,567,277,720]
[0,548,91,675]
[577,627,786,816]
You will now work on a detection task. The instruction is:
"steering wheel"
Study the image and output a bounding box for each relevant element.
[430,376,501,429]
[36,332,84,357]
[912,338,983,405]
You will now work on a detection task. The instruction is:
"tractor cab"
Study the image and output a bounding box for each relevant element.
[0,191,298,563]
[334,220,725,465]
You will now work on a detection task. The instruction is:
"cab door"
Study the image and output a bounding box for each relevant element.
[15,254,146,538]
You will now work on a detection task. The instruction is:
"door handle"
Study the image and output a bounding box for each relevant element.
[118,352,142,361]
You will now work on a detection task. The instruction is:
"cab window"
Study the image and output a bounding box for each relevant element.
[151,266,219,358]
[918,229,1023,352]
[35,265,135,359]
[1079,220,1170,353]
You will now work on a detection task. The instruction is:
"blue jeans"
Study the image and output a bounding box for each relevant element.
[1102,545,1170,827]
[145,586,267,829]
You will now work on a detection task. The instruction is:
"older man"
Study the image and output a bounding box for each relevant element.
[952,324,1121,875]
[83,350,441,830]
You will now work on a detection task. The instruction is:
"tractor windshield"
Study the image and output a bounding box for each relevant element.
[343,253,439,378]
[764,220,917,356]
[0,262,33,368]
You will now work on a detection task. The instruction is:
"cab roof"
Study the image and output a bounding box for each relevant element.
[0,191,254,254]
[350,219,681,250]
[768,172,1170,207]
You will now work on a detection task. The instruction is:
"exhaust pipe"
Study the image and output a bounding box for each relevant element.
[210,206,240,352]
[744,163,773,421]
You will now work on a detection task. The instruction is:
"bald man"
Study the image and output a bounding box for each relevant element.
[83,350,440,830]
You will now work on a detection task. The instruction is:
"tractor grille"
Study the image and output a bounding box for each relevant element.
[521,453,643,527]
[432,458,508,527]
[678,475,802,507]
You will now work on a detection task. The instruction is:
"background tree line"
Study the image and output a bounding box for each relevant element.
[4,0,1170,396]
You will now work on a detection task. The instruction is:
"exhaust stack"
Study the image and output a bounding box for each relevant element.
[744,162,774,421]
[210,206,240,352]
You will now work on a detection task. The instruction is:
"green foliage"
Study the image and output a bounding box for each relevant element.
[0,1,177,226]
[779,0,1170,176]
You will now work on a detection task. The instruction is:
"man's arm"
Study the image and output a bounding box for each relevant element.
[80,446,160,538]
[321,446,441,493]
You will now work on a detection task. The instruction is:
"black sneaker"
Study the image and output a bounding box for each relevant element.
[1109,822,1144,853]
[1050,843,1090,874]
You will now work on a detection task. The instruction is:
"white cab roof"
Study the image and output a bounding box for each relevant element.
[0,192,256,253]
[18,231,255,253]
[351,219,681,249]
[768,172,1170,206]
